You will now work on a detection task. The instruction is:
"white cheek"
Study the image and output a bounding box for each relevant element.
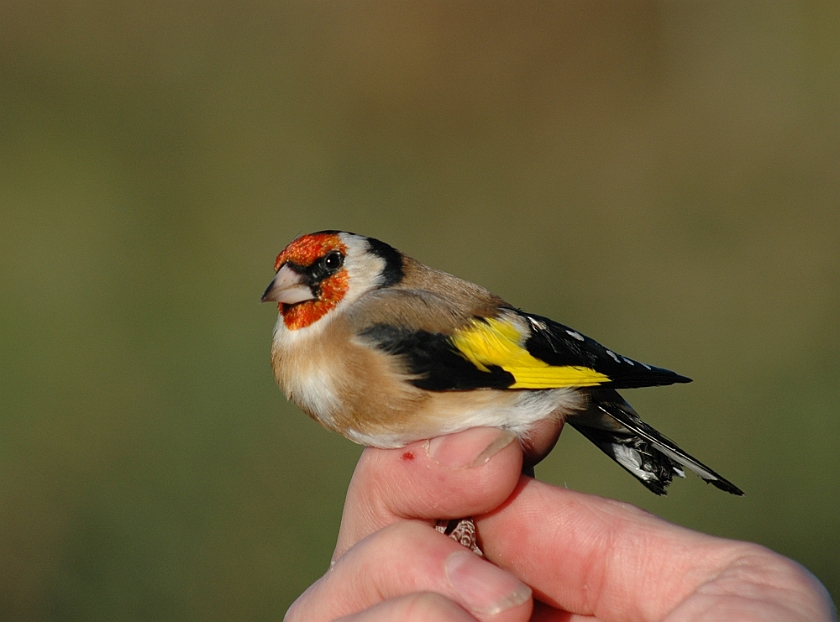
[339,234,387,303]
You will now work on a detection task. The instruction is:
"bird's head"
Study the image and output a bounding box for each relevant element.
[262,231,404,331]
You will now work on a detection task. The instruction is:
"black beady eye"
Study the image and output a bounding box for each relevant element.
[323,251,343,272]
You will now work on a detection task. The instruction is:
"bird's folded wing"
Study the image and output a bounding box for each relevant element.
[351,290,689,392]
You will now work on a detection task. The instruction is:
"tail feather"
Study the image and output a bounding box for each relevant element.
[568,389,743,496]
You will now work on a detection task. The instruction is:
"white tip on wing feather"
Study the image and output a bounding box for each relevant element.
[653,443,723,485]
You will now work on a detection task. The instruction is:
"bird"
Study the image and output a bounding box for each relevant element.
[262,230,743,498]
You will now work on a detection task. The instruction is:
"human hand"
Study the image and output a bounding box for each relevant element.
[285,425,835,621]
[285,426,536,621]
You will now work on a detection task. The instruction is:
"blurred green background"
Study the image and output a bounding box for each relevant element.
[1,2,838,619]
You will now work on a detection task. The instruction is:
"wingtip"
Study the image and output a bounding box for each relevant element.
[708,478,745,496]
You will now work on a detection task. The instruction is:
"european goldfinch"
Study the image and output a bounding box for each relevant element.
[262,230,742,497]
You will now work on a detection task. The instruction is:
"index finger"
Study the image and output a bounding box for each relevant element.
[333,417,564,561]
[334,427,523,560]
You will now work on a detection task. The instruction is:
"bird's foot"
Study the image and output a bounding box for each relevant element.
[435,518,483,556]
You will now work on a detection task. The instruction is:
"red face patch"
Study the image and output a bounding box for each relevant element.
[273,232,349,330]
[274,232,345,272]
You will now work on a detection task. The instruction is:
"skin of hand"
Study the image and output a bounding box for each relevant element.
[285,423,836,622]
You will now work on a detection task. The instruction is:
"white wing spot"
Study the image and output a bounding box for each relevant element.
[622,357,635,366]
[606,350,620,363]
[566,329,585,341]
[642,363,652,370]
[528,316,548,331]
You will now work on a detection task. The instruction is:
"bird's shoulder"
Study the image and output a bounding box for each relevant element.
[346,256,506,334]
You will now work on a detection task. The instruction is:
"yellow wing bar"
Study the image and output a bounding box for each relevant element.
[451,317,610,389]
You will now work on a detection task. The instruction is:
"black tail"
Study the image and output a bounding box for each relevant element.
[568,389,743,496]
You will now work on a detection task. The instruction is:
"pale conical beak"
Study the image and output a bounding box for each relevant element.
[261,264,316,304]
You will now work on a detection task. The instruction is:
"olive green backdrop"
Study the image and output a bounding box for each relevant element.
[1,2,838,619]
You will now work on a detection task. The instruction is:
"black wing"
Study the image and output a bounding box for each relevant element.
[519,311,691,389]
[359,306,691,393]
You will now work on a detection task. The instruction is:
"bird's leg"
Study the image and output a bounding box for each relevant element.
[435,518,483,556]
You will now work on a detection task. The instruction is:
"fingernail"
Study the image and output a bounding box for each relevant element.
[426,428,517,469]
[446,550,531,615]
